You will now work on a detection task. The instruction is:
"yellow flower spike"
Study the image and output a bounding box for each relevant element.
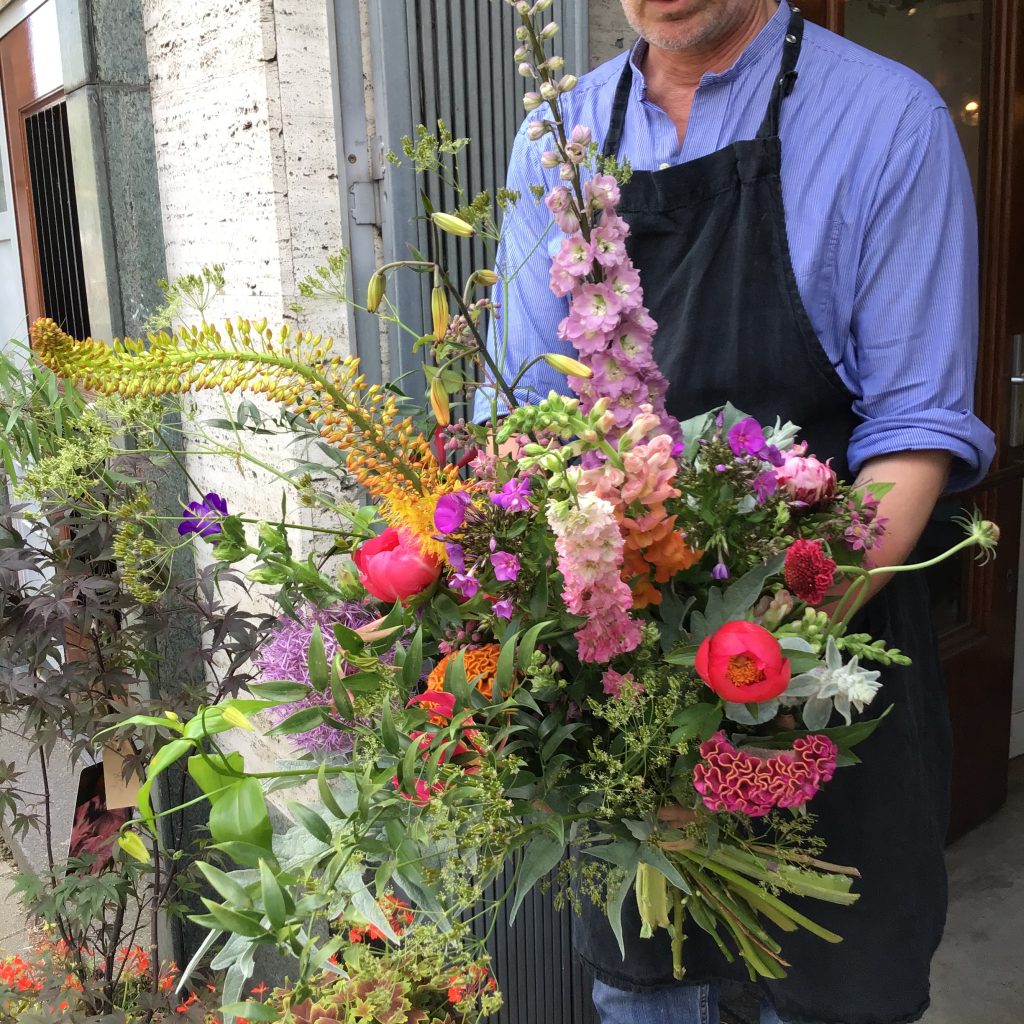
[222,706,254,731]
[431,212,476,237]
[542,352,593,379]
[118,832,151,864]
[430,377,451,426]
[431,286,449,342]
[367,271,386,313]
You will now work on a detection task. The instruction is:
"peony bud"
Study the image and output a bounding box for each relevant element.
[775,445,837,507]
[430,377,451,426]
[431,286,449,341]
[431,212,476,237]
[522,91,542,111]
[558,74,578,92]
[118,832,151,864]
[543,353,593,378]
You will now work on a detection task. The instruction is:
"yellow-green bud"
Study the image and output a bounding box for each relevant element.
[539,21,558,39]
[118,831,151,864]
[430,377,451,427]
[523,91,543,112]
[558,74,578,93]
[540,81,558,102]
[543,352,592,378]
[473,269,499,286]
[222,706,254,731]
[431,212,476,237]
[367,271,386,313]
[431,286,449,341]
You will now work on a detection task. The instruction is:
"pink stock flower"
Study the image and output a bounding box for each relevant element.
[558,312,612,356]
[775,443,838,506]
[692,732,838,817]
[554,236,596,278]
[572,283,623,334]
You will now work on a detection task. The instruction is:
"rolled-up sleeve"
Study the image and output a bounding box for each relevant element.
[472,123,577,421]
[848,103,995,492]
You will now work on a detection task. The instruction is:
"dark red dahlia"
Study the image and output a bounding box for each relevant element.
[783,539,837,605]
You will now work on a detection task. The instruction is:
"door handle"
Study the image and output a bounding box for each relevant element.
[1010,336,1024,448]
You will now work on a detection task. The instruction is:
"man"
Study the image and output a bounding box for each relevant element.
[479,2,995,1023]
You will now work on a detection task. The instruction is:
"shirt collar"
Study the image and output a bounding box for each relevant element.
[628,1,790,100]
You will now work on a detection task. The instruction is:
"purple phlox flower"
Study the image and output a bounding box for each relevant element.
[450,572,479,599]
[764,444,785,467]
[728,417,768,459]
[752,470,778,504]
[712,561,730,581]
[715,464,728,474]
[178,492,228,538]
[490,549,521,582]
[434,491,471,534]
[492,598,515,620]
[445,542,466,572]
[491,476,532,512]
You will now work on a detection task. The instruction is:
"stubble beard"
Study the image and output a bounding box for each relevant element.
[621,0,764,54]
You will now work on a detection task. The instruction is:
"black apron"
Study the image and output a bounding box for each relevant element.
[574,10,952,1024]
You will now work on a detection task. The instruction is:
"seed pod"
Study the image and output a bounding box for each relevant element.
[431,212,476,238]
[543,352,592,378]
[367,271,386,312]
[430,376,451,426]
[431,286,449,341]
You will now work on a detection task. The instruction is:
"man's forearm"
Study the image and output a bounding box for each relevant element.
[850,450,952,599]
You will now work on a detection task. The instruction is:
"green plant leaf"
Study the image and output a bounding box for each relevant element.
[259,859,288,930]
[307,625,329,690]
[246,681,310,702]
[401,625,424,691]
[509,834,564,923]
[220,1003,277,1023]
[138,738,193,826]
[288,801,333,845]
[194,861,251,908]
[195,901,265,939]
[209,778,272,851]
[188,751,244,805]
[266,706,327,737]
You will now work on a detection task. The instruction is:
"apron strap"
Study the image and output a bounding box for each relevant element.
[757,6,804,140]
[601,4,806,160]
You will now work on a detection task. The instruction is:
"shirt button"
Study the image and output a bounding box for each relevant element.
[659,162,670,170]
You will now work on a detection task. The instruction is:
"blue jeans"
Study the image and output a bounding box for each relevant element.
[592,980,786,1024]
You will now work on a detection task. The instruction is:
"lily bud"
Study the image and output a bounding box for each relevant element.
[543,353,593,378]
[558,74,578,93]
[539,21,558,39]
[222,706,254,731]
[473,269,499,286]
[118,832,151,864]
[431,212,476,237]
[430,377,451,426]
[431,286,449,341]
[366,271,386,313]
[540,81,558,102]
[523,91,542,111]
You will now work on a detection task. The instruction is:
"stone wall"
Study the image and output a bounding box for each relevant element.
[589,0,633,69]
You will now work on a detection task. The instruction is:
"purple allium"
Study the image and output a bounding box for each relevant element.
[255,602,376,755]
[712,561,730,581]
[178,492,228,538]
[727,418,768,459]
[490,477,532,512]
[434,492,471,534]
[752,470,778,504]
[492,598,515,620]
[490,550,520,583]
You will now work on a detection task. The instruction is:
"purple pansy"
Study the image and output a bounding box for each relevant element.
[727,418,768,459]
[178,492,228,538]
[490,477,532,512]
[434,492,471,534]
[490,550,521,582]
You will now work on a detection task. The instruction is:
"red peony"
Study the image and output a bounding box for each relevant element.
[783,539,837,605]
[695,620,791,703]
[352,527,441,603]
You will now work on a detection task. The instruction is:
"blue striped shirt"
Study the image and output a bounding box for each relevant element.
[477,1,995,491]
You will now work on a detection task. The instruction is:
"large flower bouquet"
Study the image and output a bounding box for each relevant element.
[30,1,996,1019]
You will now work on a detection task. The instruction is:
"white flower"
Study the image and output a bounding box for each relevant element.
[785,636,882,730]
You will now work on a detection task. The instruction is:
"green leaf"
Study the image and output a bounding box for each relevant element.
[639,845,691,895]
[188,751,244,805]
[266,706,327,737]
[401,625,424,691]
[194,861,251,908]
[517,620,553,673]
[259,859,288,930]
[509,834,564,923]
[246,681,311,703]
[669,702,722,745]
[209,778,272,851]
[307,625,329,691]
[138,738,193,826]
[495,630,520,700]
[379,702,401,755]
[607,863,638,959]
[288,801,333,845]
[195,901,266,939]
[220,1003,277,1023]
[721,553,785,621]
[330,668,355,720]
[332,621,365,655]
[214,842,277,871]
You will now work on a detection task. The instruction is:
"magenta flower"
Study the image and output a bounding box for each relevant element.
[490,550,520,582]
[178,492,228,538]
[490,477,532,512]
[572,283,623,334]
[712,561,730,580]
[434,492,471,534]
[450,572,479,599]
[728,417,768,459]
[445,542,466,572]
[752,470,778,504]
[584,173,620,211]
[492,598,515,620]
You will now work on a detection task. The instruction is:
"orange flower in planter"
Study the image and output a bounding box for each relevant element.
[426,644,502,700]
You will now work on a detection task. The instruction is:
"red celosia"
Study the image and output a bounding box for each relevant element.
[693,731,838,817]
[783,539,837,605]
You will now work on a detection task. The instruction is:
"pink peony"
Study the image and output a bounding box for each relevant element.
[775,443,838,506]
[352,528,441,603]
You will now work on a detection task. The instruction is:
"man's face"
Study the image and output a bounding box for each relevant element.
[620,0,762,52]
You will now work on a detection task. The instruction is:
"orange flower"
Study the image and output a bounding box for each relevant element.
[427,644,502,700]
